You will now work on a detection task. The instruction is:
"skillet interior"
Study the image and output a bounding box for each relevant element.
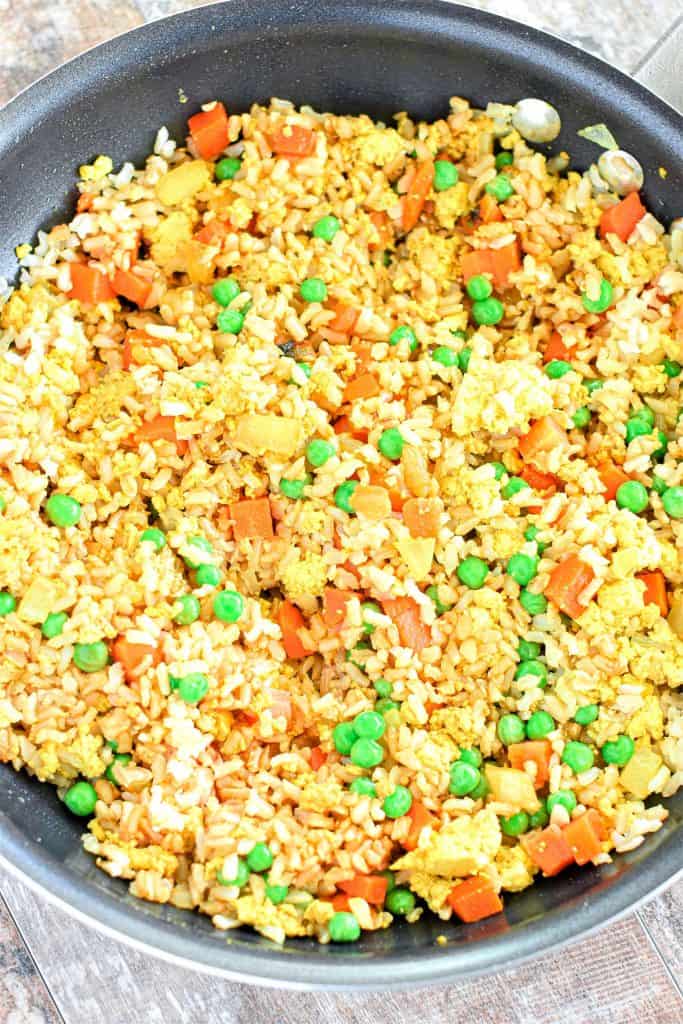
[0,0,681,988]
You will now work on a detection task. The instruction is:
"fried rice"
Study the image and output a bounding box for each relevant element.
[0,94,682,945]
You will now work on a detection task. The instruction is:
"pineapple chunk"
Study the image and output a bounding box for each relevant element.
[485,765,540,813]
[155,160,211,206]
[234,414,303,458]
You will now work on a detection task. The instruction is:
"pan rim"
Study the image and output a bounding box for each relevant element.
[0,0,681,988]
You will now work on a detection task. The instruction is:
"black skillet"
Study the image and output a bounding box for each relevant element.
[0,0,681,990]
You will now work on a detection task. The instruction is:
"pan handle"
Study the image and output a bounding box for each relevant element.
[633,16,683,114]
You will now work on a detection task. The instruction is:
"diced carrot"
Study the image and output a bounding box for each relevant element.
[597,463,630,502]
[322,587,355,630]
[68,263,115,304]
[310,745,327,771]
[508,740,552,789]
[518,416,568,462]
[350,484,391,520]
[523,825,575,876]
[188,102,229,160]
[343,373,380,404]
[111,636,160,682]
[599,191,646,243]
[545,554,595,618]
[121,330,161,370]
[331,893,351,912]
[673,304,683,330]
[479,193,504,224]
[277,600,314,658]
[112,268,152,308]
[317,327,350,345]
[401,159,434,232]
[130,415,188,454]
[403,497,441,538]
[332,415,369,443]
[327,302,360,335]
[447,875,504,923]
[368,210,391,251]
[461,249,492,282]
[636,570,668,616]
[462,240,521,290]
[234,709,258,726]
[563,809,604,866]
[544,331,575,364]
[351,341,374,372]
[519,464,559,494]
[229,497,274,541]
[269,124,316,158]
[402,800,437,851]
[367,468,403,513]
[76,193,94,213]
[194,219,229,245]
[382,596,431,652]
[338,874,388,905]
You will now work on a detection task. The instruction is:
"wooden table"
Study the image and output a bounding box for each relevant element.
[0,2,682,1020]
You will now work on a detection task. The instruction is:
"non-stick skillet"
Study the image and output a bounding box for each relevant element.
[0,0,681,990]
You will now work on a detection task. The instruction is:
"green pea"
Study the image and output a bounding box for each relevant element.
[183,535,213,569]
[456,556,489,590]
[601,735,635,766]
[497,713,525,745]
[334,480,358,513]
[545,360,573,379]
[431,346,459,368]
[514,660,548,688]
[140,527,166,550]
[385,887,416,915]
[616,480,649,514]
[547,789,577,815]
[458,346,472,372]
[466,275,493,301]
[350,777,377,797]
[651,475,668,496]
[518,638,541,660]
[177,672,209,704]
[663,357,682,378]
[652,430,668,462]
[572,406,591,429]
[328,911,361,942]
[507,553,538,586]
[378,427,404,461]
[299,278,328,303]
[495,151,513,169]
[104,752,131,785]
[526,710,555,739]
[375,698,400,716]
[662,486,683,519]
[247,842,273,873]
[524,525,548,553]
[382,785,412,819]
[306,439,336,467]
[529,804,549,829]
[581,278,613,314]
[312,214,341,241]
[73,641,109,673]
[217,308,245,334]
[472,297,504,326]
[389,325,418,351]
[458,748,482,768]
[353,710,386,741]
[195,564,222,587]
[46,493,81,528]
[448,760,481,796]
[491,462,507,481]
[519,589,548,616]
[194,380,209,389]
[212,277,241,307]
[173,594,201,625]
[433,160,459,191]
[281,476,311,500]
[265,883,289,904]
[217,858,249,888]
[213,589,245,623]
[426,585,452,616]
[360,601,381,635]
[350,737,384,769]
[450,329,468,341]
[41,611,68,639]
[469,773,489,801]
[0,495,5,512]
[373,678,392,699]
[500,812,529,836]
[502,476,529,500]
[625,416,653,445]
[562,740,594,774]
[485,174,515,201]
[64,781,98,817]
[584,378,604,396]
[574,704,599,726]
[333,722,357,755]
[289,362,312,385]
[0,592,16,616]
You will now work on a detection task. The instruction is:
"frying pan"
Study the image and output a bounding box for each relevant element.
[0,0,681,990]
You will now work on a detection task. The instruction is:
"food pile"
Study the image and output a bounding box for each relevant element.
[0,94,682,944]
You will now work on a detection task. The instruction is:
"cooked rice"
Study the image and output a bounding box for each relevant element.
[0,94,682,944]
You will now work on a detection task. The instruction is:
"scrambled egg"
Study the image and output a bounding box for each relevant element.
[433,181,469,230]
[281,552,328,600]
[392,808,501,878]
[351,127,406,167]
[494,845,537,892]
[78,155,113,181]
[150,212,194,274]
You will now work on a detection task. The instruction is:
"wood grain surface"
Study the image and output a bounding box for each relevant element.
[0,2,682,1022]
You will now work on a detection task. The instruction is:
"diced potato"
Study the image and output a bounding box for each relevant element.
[396,536,435,581]
[17,578,71,624]
[485,765,540,813]
[155,160,211,207]
[149,212,193,273]
[234,414,303,458]
[620,748,663,799]
[350,485,391,520]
